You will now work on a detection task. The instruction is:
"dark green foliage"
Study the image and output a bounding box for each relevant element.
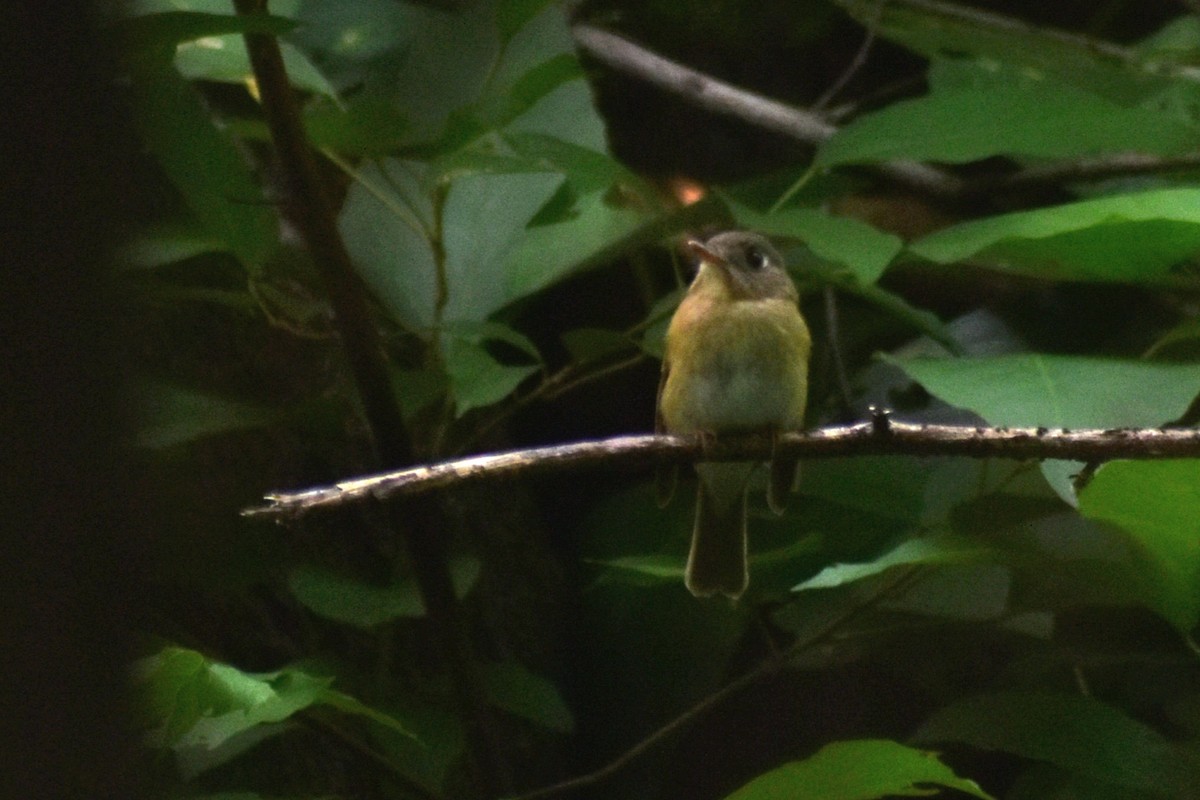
[116,1,1200,799]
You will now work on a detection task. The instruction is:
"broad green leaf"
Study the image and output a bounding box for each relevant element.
[795,536,992,591]
[136,645,418,778]
[726,739,993,800]
[442,169,564,320]
[338,158,435,330]
[503,188,649,301]
[1079,459,1200,631]
[817,60,1200,168]
[287,558,481,626]
[125,33,278,271]
[136,646,329,750]
[889,354,1200,428]
[832,0,1194,106]
[129,381,274,449]
[481,661,574,732]
[339,160,565,330]
[909,188,1200,282]
[728,201,903,284]
[914,692,1197,793]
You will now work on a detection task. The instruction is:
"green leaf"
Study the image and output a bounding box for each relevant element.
[885,564,1011,621]
[504,132,636,194]
[443,169,565,319]
[339,160,570,330]
[914,692,1197,793]
[125,36,278,271]
[174,34,337,97]
[129,381,274,449]
[441,326,541,416]
[503,189,650,301]
[481,661,574,732]
[120,10,296,56]
[587,554,685,583]
[1079,459,1200,631]
[908,188,1200,283]
[817,59,1200,168]
[795,536,992,591]
[727,201,903,284]
[831,0,1188,105]
[496,0,557,42]
[136,646,330,751]
[136,645,418,778]
[889,354,1200,428]
[287,558,481,626]
[319,689,420,741]
[118,221,224,269]
[725,739,994,800]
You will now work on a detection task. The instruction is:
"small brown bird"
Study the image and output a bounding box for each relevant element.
[657,231,811,599]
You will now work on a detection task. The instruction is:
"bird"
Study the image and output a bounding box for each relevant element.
[657,230,811,599]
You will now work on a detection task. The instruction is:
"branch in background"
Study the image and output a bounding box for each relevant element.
[976,152,1200,194]
[233,2,506,794]
[570,24,964,197]
[573,22,1200,199]
[244,421,1200,520]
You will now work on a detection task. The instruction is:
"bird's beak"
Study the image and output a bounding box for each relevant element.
[685,239,727,268]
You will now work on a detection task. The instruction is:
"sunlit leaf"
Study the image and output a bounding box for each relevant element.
[908,188,1200,283]
[889,354,1200,428]
[795,536,992,591]
[726,739,994,800]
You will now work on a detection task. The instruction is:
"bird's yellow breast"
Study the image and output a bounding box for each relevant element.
[660,284,811,435]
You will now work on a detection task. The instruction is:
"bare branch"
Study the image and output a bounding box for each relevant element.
[573,19,1200,199]
[570,24,964,197]
[245,422,1200,520]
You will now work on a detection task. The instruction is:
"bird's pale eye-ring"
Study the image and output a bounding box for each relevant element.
[745,245,767,270]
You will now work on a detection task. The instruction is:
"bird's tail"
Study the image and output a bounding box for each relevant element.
[686,463,753,599]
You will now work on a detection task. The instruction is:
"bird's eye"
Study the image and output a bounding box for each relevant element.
[745,246,767,270]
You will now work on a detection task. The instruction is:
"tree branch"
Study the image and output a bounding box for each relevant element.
[244,421,1200,520]
[570,24,965,197]
[572,21,1200,199]
[234,3,505,794]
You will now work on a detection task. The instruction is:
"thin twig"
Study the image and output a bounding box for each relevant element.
[505,564,921,800]
[821,285,855,418]
[244,423,1200,520]
[812,0,885,111]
